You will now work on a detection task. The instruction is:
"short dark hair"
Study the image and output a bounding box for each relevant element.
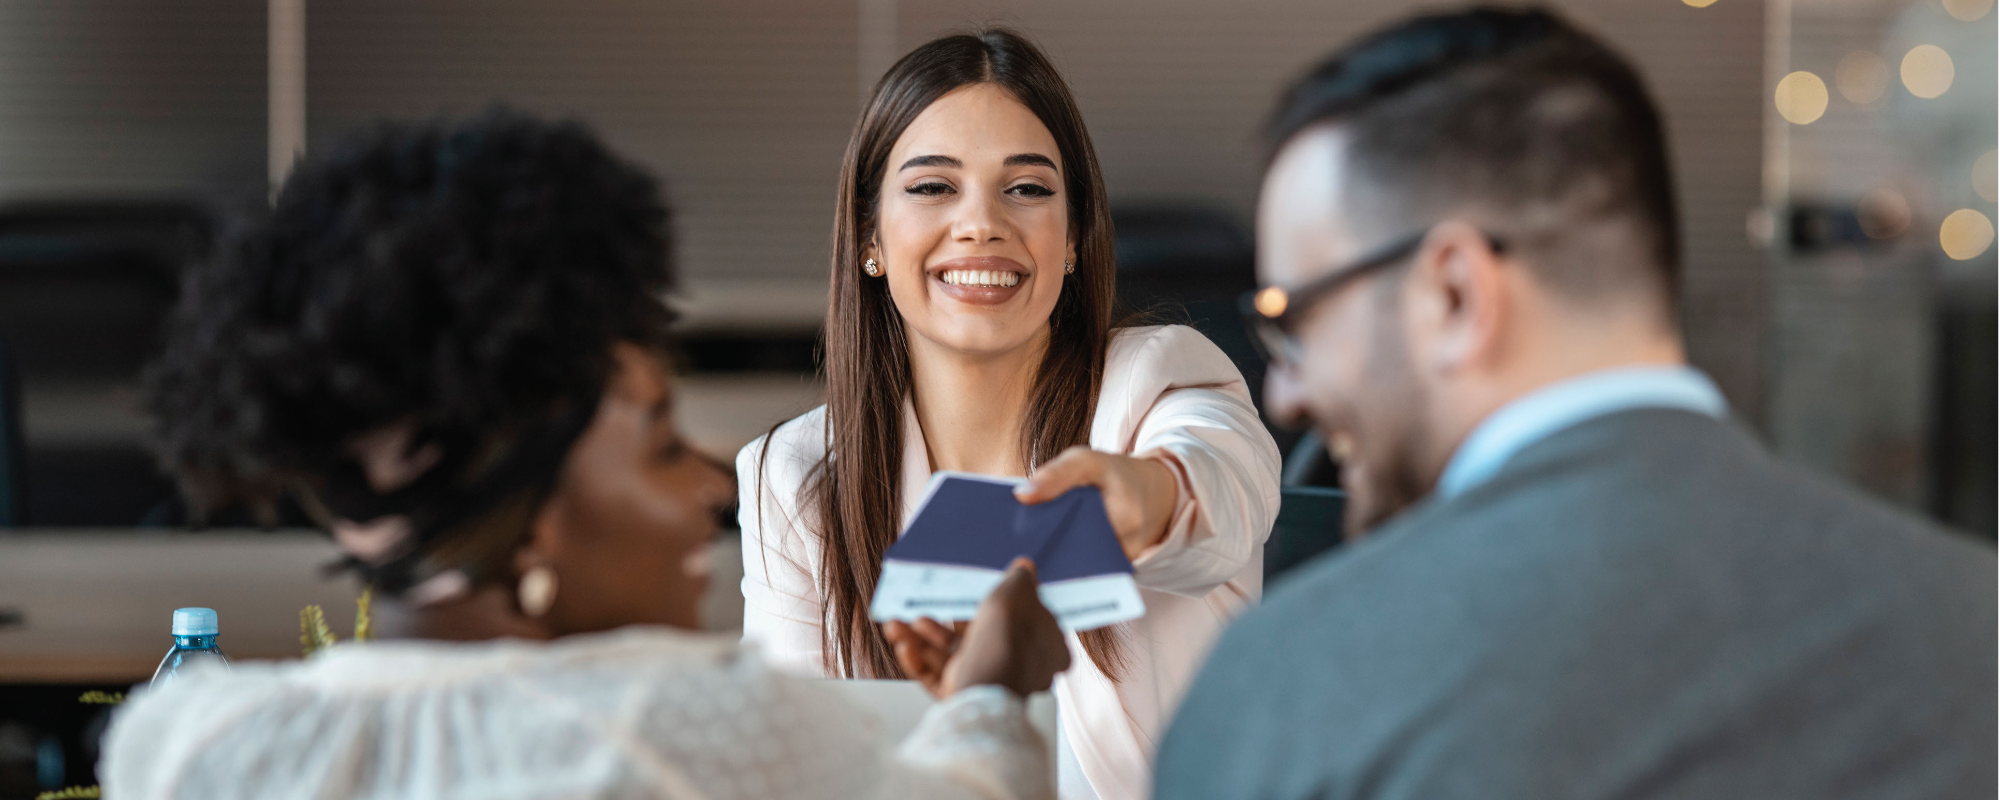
[145,107,675,537]
[1268,6,1680,303]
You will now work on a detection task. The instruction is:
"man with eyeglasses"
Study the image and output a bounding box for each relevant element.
[1157,8,1994,799]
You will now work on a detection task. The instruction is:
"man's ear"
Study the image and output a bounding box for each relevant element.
[1407,220,1508,374]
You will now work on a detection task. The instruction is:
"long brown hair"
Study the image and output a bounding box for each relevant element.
[775,29,1123,680]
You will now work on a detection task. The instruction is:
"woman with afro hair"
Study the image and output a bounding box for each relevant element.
[103,107,1068,800]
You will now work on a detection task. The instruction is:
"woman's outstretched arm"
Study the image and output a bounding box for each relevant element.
[1015,325,1282,598]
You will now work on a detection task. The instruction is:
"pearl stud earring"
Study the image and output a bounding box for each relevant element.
[518,565,558,618]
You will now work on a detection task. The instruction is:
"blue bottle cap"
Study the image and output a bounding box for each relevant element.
[171,607,218,636]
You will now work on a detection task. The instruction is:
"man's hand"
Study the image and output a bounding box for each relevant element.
[883,559,1070,699]
[1014,446,1181,561]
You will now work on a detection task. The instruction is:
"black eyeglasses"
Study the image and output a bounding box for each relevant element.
[1239,229,1505,366]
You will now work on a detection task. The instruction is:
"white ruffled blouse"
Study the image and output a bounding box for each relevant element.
[101,627,1053,800]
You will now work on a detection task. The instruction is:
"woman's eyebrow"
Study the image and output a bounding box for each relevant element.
[899,154,962,171]
[1003,153,1058,169]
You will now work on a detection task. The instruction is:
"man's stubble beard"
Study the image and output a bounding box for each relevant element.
[1339,298,1435,538]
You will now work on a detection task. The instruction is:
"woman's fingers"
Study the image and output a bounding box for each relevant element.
[1013,446,1102,504]
[886,621,936,667]
[912,618,958,682]
[1016,447,1181,559]
[894,643,944,698]
[913,618,957,650]
[886,620,951,698]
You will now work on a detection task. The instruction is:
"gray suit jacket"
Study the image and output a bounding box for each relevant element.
[1157,409,1995,799]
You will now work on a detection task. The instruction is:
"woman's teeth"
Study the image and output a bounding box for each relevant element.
[938,269,1021,288]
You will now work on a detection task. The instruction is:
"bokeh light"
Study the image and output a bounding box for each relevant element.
[1942,0,1993,21]
[1939,209,1995,260]
[1975,151,1997,204]
[1835,52,1888,103]
[1858,187,1912,239]
[1253,286,1287,318]
[1899,44,1954,99]
[1681,0,1719,7]
[1775,71,1828,124]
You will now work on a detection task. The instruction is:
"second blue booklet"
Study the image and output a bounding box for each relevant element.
[869,472,1146,631]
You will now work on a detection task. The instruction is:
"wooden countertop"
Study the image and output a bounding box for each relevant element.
[0,530,363,683]
[0,529,750,684]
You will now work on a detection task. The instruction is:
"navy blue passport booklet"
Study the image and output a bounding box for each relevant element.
[868,472,1145,631]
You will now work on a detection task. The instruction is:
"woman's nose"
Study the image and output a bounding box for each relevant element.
[951,188,1007,243]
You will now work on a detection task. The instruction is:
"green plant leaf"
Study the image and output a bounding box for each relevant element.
[300,604,338,656]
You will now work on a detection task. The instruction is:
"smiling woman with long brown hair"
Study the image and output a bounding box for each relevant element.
[737,29,1281,800]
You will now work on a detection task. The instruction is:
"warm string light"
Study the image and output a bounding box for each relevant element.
[1939,209,1995,260]
[1900,45,1954,99]
[1775,71,1828,124]
[1941,0,1993,21]
[1253,286,1288,318]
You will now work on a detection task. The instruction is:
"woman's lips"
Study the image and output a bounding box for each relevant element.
[929,257,1029,306]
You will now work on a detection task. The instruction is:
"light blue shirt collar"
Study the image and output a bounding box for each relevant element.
[1435,365,1728,499]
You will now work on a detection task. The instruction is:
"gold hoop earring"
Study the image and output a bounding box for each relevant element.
[518,565,558,618]
[1064,261,1075,275]
[863,258,882,277]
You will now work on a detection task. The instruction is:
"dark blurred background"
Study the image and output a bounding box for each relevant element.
[0,1,1991,795]
[0,0,1989,533]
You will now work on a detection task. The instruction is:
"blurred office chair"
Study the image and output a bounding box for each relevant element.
[0,338,25,527]
[1112,206,1263,402]
[1112,205,1349,581]
[1110,204,1317,457]
[0,201,209,525]
[1264,431,1347,583]
[0,202,200,379]
[1281,428,1341,489]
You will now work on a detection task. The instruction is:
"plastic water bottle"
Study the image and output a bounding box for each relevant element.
[150,607,229,687]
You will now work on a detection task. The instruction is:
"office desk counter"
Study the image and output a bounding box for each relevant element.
[0,529,760,684]
[0,530,361,683]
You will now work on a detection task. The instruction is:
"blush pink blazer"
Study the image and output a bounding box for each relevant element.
[736,324,1282,800]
